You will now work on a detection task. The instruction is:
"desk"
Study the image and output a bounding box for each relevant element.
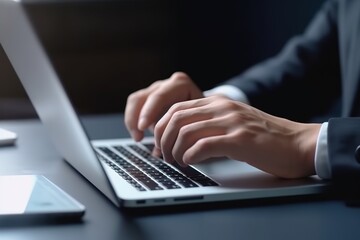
[1,114,360,240]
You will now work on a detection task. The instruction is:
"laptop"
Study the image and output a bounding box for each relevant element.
[0,0,329,208]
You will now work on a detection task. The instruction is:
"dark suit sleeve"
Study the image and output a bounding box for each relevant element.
[328,118,360,187]
[224,0,341,122]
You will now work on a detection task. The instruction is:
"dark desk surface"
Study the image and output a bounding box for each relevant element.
[1,114,360,240]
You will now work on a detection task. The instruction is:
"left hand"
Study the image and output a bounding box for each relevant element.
[154,95,321,179]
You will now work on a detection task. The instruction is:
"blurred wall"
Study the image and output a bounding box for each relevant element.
[0,0,324,119]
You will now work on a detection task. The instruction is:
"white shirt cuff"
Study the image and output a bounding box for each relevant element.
[203,85,250,104]
[314,122,332,179]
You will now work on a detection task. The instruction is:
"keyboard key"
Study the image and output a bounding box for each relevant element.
[97,143,218,192]
[113,145,182,189]
[97,147,163,191]
[96,153,146,191]
[128,144,212,187]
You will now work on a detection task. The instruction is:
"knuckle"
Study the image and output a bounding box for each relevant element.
[171,110,185,123]
[196,138,212,152]
[168,102,182,114]
[127,91,141,102]
[229,111,243,121]
[232,128,254,141]
[127,89,149,103]
[227,111,251,124]
[178,125,192,139]
[222,100,239,111]
[171,71,188,80]
[148,91,168,103]
[150,80,163,87]
[170,72,193,86]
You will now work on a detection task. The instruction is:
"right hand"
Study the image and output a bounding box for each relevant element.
[124,72,204,142]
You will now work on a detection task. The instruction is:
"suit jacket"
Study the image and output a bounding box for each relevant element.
[225,0,360,185]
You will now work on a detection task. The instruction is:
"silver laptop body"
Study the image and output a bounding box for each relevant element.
[0,0,329,208]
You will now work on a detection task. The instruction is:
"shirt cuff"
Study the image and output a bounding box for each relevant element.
[203,85,250,104]
[314,122,332,179]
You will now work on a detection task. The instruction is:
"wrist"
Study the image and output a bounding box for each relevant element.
[297,123,322,176]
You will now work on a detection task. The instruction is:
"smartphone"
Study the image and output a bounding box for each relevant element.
[0,175,85,224]
[0,128,17,146]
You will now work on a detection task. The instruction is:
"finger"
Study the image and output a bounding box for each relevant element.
[137,95,170,132]
[171,118,227,166]
[124,90,148,141]
[182,135,231,165]
[159,107,213,164]
[151,146,163,158]
[124,81,161,141]
[154,97,213,149]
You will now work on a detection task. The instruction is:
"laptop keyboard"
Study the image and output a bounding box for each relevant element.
[96,143,218,191]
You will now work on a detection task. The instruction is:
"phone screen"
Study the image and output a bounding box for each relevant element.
[0,175,85,222]
[0,128,17,146]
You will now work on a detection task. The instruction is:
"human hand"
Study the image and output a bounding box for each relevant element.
[154,95,321,179]
[124,72,203,142]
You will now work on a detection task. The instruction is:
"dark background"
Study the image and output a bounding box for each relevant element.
[0,0,324,119]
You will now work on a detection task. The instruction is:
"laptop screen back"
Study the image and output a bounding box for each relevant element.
[0,0,120,206]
